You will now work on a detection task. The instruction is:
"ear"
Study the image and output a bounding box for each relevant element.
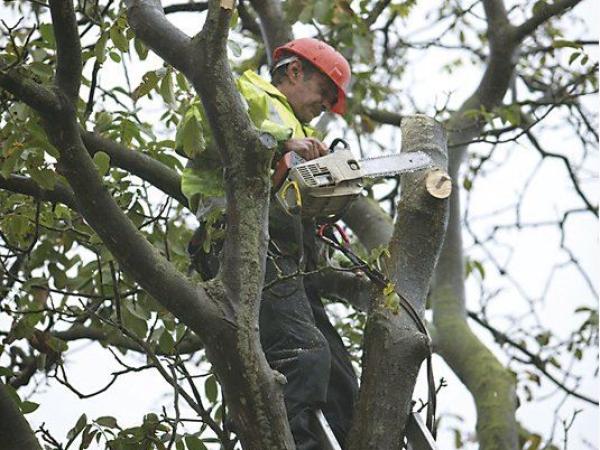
[286,60,303,84]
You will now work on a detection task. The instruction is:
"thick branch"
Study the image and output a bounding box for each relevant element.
[130,2,294,448]
[308,270,374,311]
[0,381,42,450]
[0,175,77,210]
[81,132,188,207]
[514,0,582,41]
[164,2,208,14]
[349,116,449,450]
[343,195,393,252]
[49,0,81,103]
[125,0,193,75]
[361,106,403,127]
[53,324,204,354]
[0,68,59,116]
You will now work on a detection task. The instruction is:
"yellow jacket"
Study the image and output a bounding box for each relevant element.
[180,70,317,216]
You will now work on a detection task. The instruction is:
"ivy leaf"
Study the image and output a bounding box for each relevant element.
[92,151,111,177]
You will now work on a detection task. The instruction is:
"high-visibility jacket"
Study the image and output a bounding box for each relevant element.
[180,70,318,217]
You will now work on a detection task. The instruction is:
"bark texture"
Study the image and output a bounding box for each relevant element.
[348,115,449,450]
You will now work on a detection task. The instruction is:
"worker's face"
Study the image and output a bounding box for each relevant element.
[286,61,338,123]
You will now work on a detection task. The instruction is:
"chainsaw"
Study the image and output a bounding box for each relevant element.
[272,138,432,221]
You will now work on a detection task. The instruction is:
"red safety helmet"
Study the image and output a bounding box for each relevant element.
[273,38,351,114]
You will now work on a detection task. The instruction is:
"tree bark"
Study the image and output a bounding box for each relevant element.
[349,115,449,450]
[0,382,42,450]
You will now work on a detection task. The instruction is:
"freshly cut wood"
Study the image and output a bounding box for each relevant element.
[425,169,452,199]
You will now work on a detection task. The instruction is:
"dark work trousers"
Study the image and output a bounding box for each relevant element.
[262,208,358,449]
[191,208,358,449]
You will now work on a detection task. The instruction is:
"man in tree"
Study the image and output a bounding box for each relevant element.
[181,38,357,449]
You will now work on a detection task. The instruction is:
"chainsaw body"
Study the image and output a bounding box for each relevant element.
[274,148,364,221]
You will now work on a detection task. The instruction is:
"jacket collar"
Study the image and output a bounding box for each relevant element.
[242,70,291,106]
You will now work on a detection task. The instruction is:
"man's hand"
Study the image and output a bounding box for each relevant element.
[283,138,328,161]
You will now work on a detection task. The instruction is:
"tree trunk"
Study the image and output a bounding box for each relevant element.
[349,115,449,450]
[0,382,42,450]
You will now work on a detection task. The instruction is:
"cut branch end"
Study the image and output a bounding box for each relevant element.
[425,169,452,199]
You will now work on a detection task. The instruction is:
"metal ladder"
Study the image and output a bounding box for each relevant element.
[312,409,438,450]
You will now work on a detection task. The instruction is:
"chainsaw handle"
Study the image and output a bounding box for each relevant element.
[328,138,349,153]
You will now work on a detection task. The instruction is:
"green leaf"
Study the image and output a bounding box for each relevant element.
[463,177,472,191]
[158,329,175,355]
[552,39,582,49]
[80,425,96,449]
[160,71,176,107]
[535,332,550,346]
[230,10,239,27]
[176,72,189,91]
[181,167,224,201]
[524,433,542,450]
[94,33,109,63]
[568,52,581,65]
[20,401,40,414]
[93,151,111,176]
[110,25,129,52]
[29,62,54,79]
[184,436,207,450]
[67,414,88,441]
[134,38,149,60]
[205,375,218,403]
[132,71,160,101]
[39,23,56,47]
[109,51,122,63]
[121,306,148,339]
[227,39,242,58]
[532,0,547,16]
[29,167,57,190]
[472,260,485,279]
[46,335,68,353]
[181,116,205,158]
[95,416,119,428]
